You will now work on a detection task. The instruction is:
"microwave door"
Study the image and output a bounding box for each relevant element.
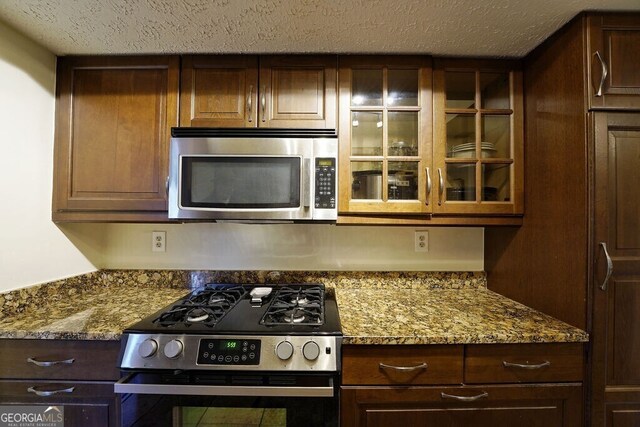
[176,155,310,221]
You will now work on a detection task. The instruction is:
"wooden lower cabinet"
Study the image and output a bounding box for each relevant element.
[0,381,118,427]
[0,339,121,427]
[341,384,583,427]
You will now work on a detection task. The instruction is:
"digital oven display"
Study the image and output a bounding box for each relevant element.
[197,339,261,365]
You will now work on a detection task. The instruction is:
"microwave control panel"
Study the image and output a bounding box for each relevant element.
[315,158,336,209]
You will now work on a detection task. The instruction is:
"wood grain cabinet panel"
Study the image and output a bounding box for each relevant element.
[341,384,583,427]
[465,343,583,384]
[0,340,121,427]
[180,55,258,127]
[53,56,179,222]
[0,339,120,381]
[180,55,336,129]
[342,345,463,385]
[588,14,640,109]
[0,381,118,427]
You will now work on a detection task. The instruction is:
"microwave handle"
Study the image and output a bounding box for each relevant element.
[303,159,311,208]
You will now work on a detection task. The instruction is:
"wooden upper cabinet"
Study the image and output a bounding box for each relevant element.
[433,59,524,215]
[180,55,337,128]
[53,56,179,221]
[588,13,640,110]
[338,56,433,215]
[180,56,258,127]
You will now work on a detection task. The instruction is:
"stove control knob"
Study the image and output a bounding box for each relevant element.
[302,341,320,361]
[275,341,294,360]
[163,339,184,359]
[138,339,158,358]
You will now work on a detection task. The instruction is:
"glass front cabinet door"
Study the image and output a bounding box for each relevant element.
[433,59,524,215]
[338,57,433,215]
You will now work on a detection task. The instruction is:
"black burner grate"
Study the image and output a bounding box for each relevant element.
[260,285,325,326]
[153,285,246,328]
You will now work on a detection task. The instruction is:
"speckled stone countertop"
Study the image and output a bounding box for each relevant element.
[0,270,588,344]
[336,287,588,345]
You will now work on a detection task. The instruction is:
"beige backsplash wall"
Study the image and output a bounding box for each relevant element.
[61,223,484,271]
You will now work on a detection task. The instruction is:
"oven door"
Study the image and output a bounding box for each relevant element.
[116,372,339,427]
[168,136,314,221]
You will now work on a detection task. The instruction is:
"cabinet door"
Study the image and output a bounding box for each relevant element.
[259,55,336,129]
[338,56,433,215]
[0,380,118,427]
[341,384,582,427]
[53,56,179,221]
[180,55,258,127]
[433,59,523,215]
[592,113,640,426]
[588,14,640,110]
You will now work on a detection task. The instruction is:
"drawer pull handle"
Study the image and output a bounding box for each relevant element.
[502,360,551,370]
[379,362,428,372]
[27,386,75,397]
[441,391,488,402]
[27,357,75,367]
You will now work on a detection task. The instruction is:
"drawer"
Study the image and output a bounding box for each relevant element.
[464,343,584,384]
[0,339,120,381]
[342,345,464,385]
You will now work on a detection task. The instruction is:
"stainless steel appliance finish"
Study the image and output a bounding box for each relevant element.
[117,283,341,426]
[168,128,338,222]
[119,334,339,372]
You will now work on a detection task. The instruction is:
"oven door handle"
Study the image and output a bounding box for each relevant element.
[114,374,334,398]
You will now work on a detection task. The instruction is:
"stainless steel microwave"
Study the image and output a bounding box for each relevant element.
[168,128,338,222]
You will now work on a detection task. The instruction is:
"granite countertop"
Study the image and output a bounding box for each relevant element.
[336,287,588,345]
[0,270,588,344]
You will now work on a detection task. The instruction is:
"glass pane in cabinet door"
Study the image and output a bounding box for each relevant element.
[445,72,475,109]
[388,162,418,200]
[388,112,418,157]
[351,161,383,200]
[446,163,476,201]
[481,115,510,158]
[446,114,475,158]
[352,69,383,106]
[480,73,510,109]
[351,112,383,156]
[388,69,418,106]
[482,163,511,202]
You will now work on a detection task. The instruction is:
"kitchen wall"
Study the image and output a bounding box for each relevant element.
[0,21,484,293]
[62,223,484,271]
[0,20,96,293]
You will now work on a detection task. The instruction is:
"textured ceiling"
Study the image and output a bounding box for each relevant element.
[0,0,639,57]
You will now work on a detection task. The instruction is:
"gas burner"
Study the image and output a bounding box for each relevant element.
[291,296,309,305]
[186,308,209,323]
[282,309,306,323]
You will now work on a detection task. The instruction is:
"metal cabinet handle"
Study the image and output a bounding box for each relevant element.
[441,391,488,402]
[27,357,75,367]
[247,85,253,122]
[593,51,608,97]
[599,242,613,291]
[27,386,75,397]
[261,86,266,122]
[425,167,432,206]
[437,168,444,205]
[379,362,428,372]
[502,360,551,370]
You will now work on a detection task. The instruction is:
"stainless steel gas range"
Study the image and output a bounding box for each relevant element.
[116,283,342,427]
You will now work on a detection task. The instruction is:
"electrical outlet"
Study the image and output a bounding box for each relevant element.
[414,230,428,252]
[152,231,166,252]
